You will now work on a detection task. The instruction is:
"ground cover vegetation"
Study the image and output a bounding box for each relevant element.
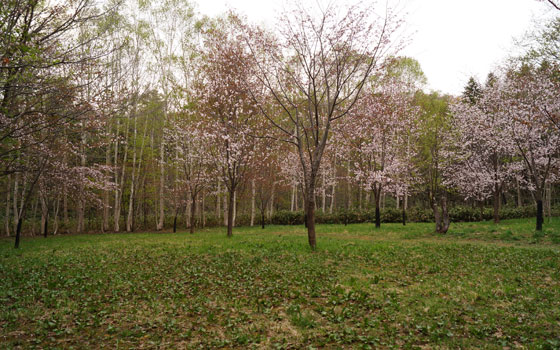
[1,218,560,349]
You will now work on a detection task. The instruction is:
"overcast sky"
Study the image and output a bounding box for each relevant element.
[194,0,553,96]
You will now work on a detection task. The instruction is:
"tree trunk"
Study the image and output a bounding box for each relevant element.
[13,173,19,235]
[346,163,351,209]
[40,191,48,238]
[223,188,227,226]
[373,187,381,228]
[536,198,543,231]
[173,207,178,233]
[250,180,255,226]
[516,178,522,207]
[63,184,69,229]
[43,211,48,238]
[291,185,295,211]
[14,217,22,249]
[479,201,484,221]
[295,185,299,211]
[306,194,317,250]
[157,140,165,231]
[77,132,86,234]
[433,198,441,232]
[434,195,450,234]
[322,173,326,212]
[402,202,406,226]
[5,175,10,236]
[202,191,206,228]
[493,185,500,224]
[227,189,235,237]
[233,190,237,228]
[53,195,60,235]
[358,183,362,211]
[441,196,450,233]
[190,193,197,234]
[126,186,135,232]
[268,185,274,219]
[329,184,335,214]
[261,208,265,229]
[103,143,111,232]
[546,184,552,222]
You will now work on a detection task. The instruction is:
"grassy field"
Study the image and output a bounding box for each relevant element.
[1,218,559,349]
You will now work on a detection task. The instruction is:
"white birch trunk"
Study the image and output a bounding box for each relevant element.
[269,184,275,219]
[5,175,10,236]
[250,179,255,226]
[329,183,335,214]
[13,173,19,234]
[291,185,295,212]
[157,139,165,230]
[216,182,221,220]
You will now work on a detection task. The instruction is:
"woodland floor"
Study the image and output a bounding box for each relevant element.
[1,218,560,349]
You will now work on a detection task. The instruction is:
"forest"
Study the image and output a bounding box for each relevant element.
[1,0,559,249]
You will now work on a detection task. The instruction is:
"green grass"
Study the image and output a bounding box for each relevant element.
[1,218,559,349]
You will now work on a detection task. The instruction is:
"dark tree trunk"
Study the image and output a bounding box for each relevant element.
[306,198,316,250]
[402,205,406,226]
[261,209,265,229]
[493,187,500,224]
[479,201,484,221]
[15,217,22,249]
[536,199,543,231]
[227,189,234,237]
[190,194,197,234]
[173,210,177,233]
[43,212,48,238]
[374,188,381,228]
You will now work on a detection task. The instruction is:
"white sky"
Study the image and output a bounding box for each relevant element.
[194,0,554,96]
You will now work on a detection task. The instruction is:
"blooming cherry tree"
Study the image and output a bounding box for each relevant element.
[244,2,401,249]
[445,78,519,223]
[501,66,560,230]
[194,13,260,237]
[336,74,417,228]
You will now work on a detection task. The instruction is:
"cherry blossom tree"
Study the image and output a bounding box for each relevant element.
[337,73,417,228]
[445,78,519,223]
[501,65,560,230]
[244,2,401,249]
[166,118,214,233]
[194,13,260,237]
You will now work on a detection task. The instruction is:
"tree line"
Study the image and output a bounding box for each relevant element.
[1,0,559,249]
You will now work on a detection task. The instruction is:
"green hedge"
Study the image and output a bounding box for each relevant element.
[266,205,559,226]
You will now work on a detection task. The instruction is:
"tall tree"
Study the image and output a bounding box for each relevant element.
[445,78,518,223]
[195,13,259,237]
[245,1,401,249]
[414,91,453,234]
[502,65,560,230]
